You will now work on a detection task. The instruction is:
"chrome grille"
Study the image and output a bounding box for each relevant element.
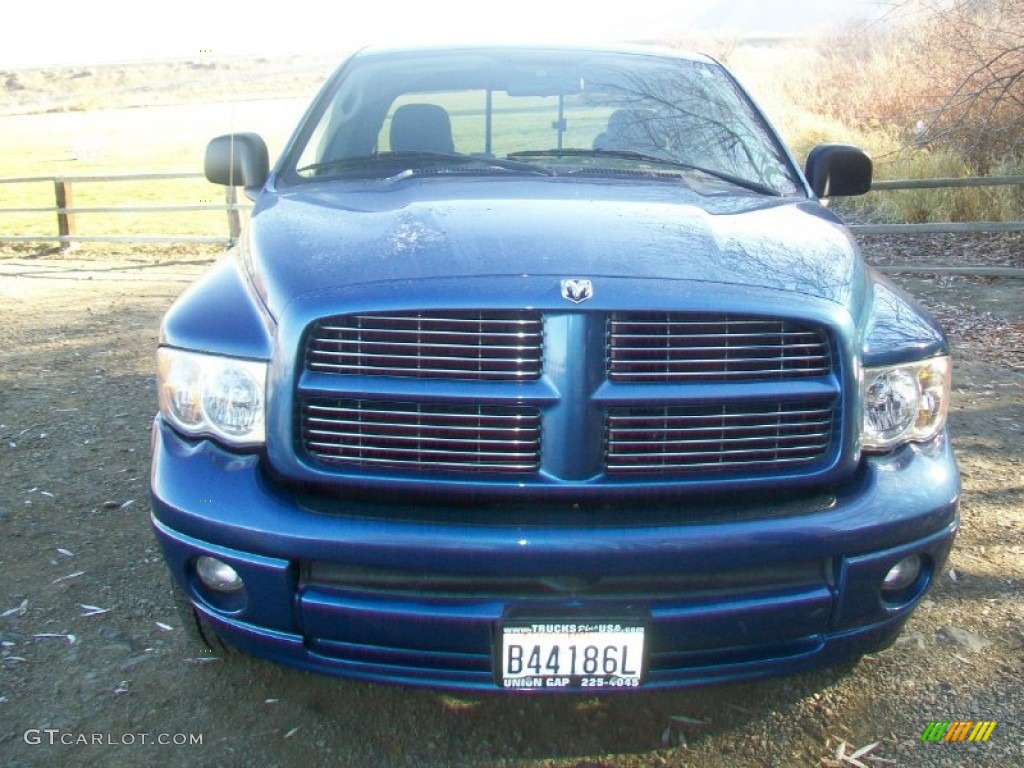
[294,306,844,487]
[606,400,835,474]
[301,399,541,473]
[306,311,543,381]
[608,313,831,382]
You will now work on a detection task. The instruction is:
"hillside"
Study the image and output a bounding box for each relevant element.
[1,54,339,116]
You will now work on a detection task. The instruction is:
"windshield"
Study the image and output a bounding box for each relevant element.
[284,48,801,196]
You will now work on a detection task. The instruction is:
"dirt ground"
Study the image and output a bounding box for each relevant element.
[0,240,1021,768]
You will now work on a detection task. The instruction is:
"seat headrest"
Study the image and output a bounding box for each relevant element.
[389,103,455,154]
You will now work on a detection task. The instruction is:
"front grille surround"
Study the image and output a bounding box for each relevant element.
[293,307,844,488]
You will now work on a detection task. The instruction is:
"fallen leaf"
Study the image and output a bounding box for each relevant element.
[32,633,77,645]
[79,604,111,617]
[52,571,85,584]
[849,741,879,760]
[1,599,28,618]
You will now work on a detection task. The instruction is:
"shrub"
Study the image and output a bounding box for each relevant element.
[728,2,1024,223]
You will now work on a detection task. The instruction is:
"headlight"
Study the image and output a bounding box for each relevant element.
[861,356,950,451]
[157,348,267,446]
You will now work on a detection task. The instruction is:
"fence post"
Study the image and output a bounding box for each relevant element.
[54,178,76,249]
[225,186,241,244]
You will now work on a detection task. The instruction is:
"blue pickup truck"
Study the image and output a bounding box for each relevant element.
[150,44,959,692]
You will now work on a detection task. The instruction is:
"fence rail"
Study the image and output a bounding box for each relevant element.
[848,174,1024,235]
[0,170,1022,245]
[868,175,1024,190]
[0,172,243,246]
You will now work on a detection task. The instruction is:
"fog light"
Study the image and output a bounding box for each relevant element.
[195,556,244,593]
[882,555,922,592]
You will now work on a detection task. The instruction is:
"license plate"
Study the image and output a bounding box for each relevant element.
[500,622,645,690]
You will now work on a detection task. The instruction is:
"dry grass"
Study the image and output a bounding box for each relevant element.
[728,41,1024,225]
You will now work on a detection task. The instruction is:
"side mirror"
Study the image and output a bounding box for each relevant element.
[205,133,269,189]
[804,144,872,198]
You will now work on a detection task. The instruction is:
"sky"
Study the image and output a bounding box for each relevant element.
[3,0,891,69]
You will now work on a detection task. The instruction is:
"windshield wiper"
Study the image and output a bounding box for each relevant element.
[508,149,780,196]
[298,151,554,178]
[511,148,665,161]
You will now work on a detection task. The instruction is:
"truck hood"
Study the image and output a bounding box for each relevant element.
[245,177,864,318]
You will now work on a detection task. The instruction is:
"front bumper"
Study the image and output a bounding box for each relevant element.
[150,418,958,691]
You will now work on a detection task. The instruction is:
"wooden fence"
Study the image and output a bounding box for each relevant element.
[0,172,243,246]
[0,170,1022,249]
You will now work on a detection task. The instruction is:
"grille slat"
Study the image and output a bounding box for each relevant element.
[302,399,541,473]
[307,311,543,381]
[606,401,835,475]
[612,366,831,380]
[305,422,538,439]
[307,431,539,447]
[604,456,824,472]
[309,365,538,380]
[313,346,537,357]
[608,313,831,383]
[608,433,832,449]
[306,404,532,422]
[609,444,831,459]
[306,443,538,460]
[606,411,831,430]
[304,453,539,471]
[606,344,823,354]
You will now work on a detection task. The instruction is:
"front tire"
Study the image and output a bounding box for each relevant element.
[168,577,235,658]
